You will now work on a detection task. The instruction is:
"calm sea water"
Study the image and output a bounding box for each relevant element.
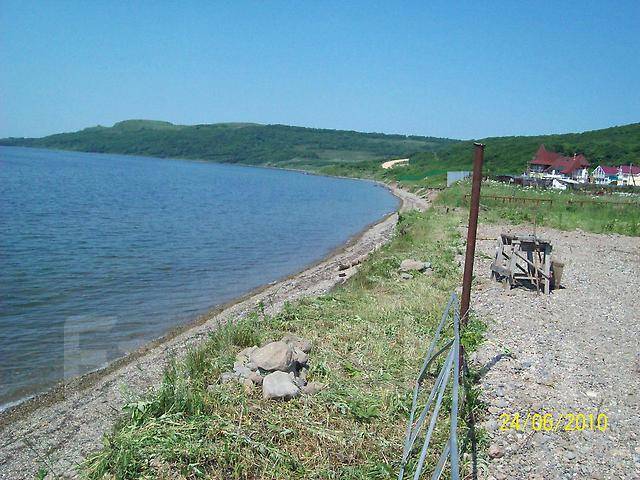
[0,147,397,409]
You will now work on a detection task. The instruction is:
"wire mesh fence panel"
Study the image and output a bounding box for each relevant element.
[398,292,461,480]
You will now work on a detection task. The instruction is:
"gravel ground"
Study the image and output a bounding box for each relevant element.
[469,224,640,480]
[0,186,428,479]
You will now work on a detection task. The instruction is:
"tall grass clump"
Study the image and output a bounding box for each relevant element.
[81,208,484,479]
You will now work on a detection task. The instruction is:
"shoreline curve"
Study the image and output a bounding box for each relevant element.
[0,183,428,479]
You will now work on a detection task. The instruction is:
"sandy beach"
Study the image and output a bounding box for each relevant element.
[0,184,428,479]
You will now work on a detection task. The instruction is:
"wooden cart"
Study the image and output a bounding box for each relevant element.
[490,234,553,293]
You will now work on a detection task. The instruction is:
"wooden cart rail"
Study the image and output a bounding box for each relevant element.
[490,234,553,294]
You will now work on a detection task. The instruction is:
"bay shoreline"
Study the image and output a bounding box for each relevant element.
[0,183,428,479]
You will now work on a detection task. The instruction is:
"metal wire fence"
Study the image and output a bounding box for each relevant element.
[398,292,461,480]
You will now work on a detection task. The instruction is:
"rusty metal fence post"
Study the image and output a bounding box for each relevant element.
[460,143,484,326]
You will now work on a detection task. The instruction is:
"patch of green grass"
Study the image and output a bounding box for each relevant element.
[34,468,48,480]
[81,208,484,479]
[438,180,640,236]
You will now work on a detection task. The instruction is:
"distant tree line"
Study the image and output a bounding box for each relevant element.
[0,120,455,167]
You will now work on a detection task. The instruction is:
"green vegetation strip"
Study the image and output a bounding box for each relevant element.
[80,209,486,479]
[438,181,640,236]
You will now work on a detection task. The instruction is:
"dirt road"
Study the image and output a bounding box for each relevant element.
[469,224,640,479]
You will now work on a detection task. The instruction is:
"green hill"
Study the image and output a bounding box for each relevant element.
[0,120,455,170]
[407,123,640,177]
[319,122,640,185]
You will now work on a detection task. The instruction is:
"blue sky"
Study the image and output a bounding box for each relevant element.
[1,1,638,139]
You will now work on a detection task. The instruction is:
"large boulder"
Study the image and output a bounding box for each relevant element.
[262,371,300,400]
[249,341,294,372]
[281,334,312,353]
[399,259,431,273]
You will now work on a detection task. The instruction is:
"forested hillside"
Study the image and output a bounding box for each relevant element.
[407,123,640,177]
[320,123,640,184]
[0,120,454,169]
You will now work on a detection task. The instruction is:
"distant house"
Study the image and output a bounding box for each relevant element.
[529,145,590,183]
[592,165,619,184]
[592,165,640,186]
[618,165,640,186]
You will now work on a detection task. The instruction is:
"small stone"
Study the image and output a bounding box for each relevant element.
[240,377,254,392]
[248,371,263,385]
[611,448,627,458]
[488,444,504,458]
[301,381,326,395]
[233,362,252,378]
[399,259,429,272]
[482,419,498,432]
[281,334,312,353]
[400,272,413,280]
[250,341,294,371]
[494,398,508,408]
[245,361,257,371]
[585,390,598,399]
[236,346,257,362]
[262,371,300,400]
[565,451,576,460]
[292,347,309,366]
[220,372,237,384]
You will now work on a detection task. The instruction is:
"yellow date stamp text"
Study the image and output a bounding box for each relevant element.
[499,412,608,432]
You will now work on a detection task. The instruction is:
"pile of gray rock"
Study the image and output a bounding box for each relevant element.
[399,258,432,280]
[219,334,325,400]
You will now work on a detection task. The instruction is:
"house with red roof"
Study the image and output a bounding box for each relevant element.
[592,165,640,186]
[618,165,640,186]
[592,165,619,184]
[529,145,590,183]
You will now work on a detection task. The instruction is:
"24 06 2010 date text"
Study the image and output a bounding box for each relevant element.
[499,412,608,432]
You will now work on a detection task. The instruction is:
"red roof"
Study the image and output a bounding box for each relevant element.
[530,145,589,174]
[597,166,618,175]
[620,165,640,175]
[531,144,563,166]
